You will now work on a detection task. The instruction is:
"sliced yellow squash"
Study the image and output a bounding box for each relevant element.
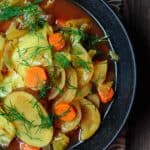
[4,91,53,147]
[80,99,101,141]
[61,100,81,133]
[92,60,108,85]
[12,25,53,79]
[0,71,24,98]
[72,43,94,87]
[48,67,66,100]
[6,22,26,40]
[56,67,78,103]
[52,133,69,150]
[87,94,100,108]
[0,109,16,147]
[75,83,92,100]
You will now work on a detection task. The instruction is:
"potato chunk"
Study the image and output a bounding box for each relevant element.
[80,99,101,141]
[0,109,16,147]
[4,91,53,147]
[52,133,69,150]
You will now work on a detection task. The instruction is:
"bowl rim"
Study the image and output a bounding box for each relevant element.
[100,0,137,149]
[70,0,137,149]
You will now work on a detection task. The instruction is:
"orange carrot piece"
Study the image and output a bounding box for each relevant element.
[97,85,114,103]
[20,143,40,150]
[54,103,76,122]
[25,66,47,88]
[49,33,65,51]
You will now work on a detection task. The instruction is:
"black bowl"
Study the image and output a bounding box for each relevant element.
[70,0,136,150]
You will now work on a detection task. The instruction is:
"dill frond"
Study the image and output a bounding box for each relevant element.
[54,52,70,69]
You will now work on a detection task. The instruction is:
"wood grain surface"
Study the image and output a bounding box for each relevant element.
[122,0,150,150]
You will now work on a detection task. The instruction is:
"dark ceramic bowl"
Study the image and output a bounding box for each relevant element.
[70,0,136,150]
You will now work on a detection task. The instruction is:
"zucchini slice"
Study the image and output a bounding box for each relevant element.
[0,109,16,147]
[80,99,101,141]
[4,91,53,147]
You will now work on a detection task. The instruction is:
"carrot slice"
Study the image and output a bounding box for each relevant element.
[97,84,114,103]
[20,143,40,150]
[25,66,47,88]
[54,103,76,122]
[49,33,65,51]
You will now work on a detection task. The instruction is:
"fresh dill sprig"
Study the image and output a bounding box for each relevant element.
[61,27,109,49]
[39,84,51,98]
[72,57,92,71]
[35,104,53,129]
[0,102,53,131]
[17,45,52,67]
[0,1,45,31]
[54,52,70,69]
[24,132,42,141]
[0,104,34,127]
[29,45,52,59]
[0,5,23,21]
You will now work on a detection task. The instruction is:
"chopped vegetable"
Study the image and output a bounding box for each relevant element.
[61,27,109,49]
[97,82,114,103]
[60,100,81,133]
[80,99,101,141]
[4,91,53,147]
[25,66,47,89]
[54,52,70,69]
[92,60,108,85]
[49,33,65,51]
[108,50,119,61]
[0,0,117,148]
[0,1,46,31]
[0,109,16,147]
[6,22,26,40]
[52,133,70,150]
[87,94,100,108]
[48,67,66,100]
[20,143,40,150]
[56,67,77,103]
[54,103,76,122]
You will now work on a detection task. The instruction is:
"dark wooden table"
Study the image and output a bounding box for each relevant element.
[104,0,150,149]
[123,0,150,150]
[122,0,150,150]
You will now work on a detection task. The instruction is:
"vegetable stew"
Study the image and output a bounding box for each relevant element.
[0,0,118,149]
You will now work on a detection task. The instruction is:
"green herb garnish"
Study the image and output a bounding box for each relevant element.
[0,102,53,131]
[61,27,109,49]
[72,57,92,71]
[17,45,52,67]
[108,50,119,61]
[0,0,45,31]
[0,104,34,127]
[39,84,51,98]
[54,52,70,69]
[35,104,53,129]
